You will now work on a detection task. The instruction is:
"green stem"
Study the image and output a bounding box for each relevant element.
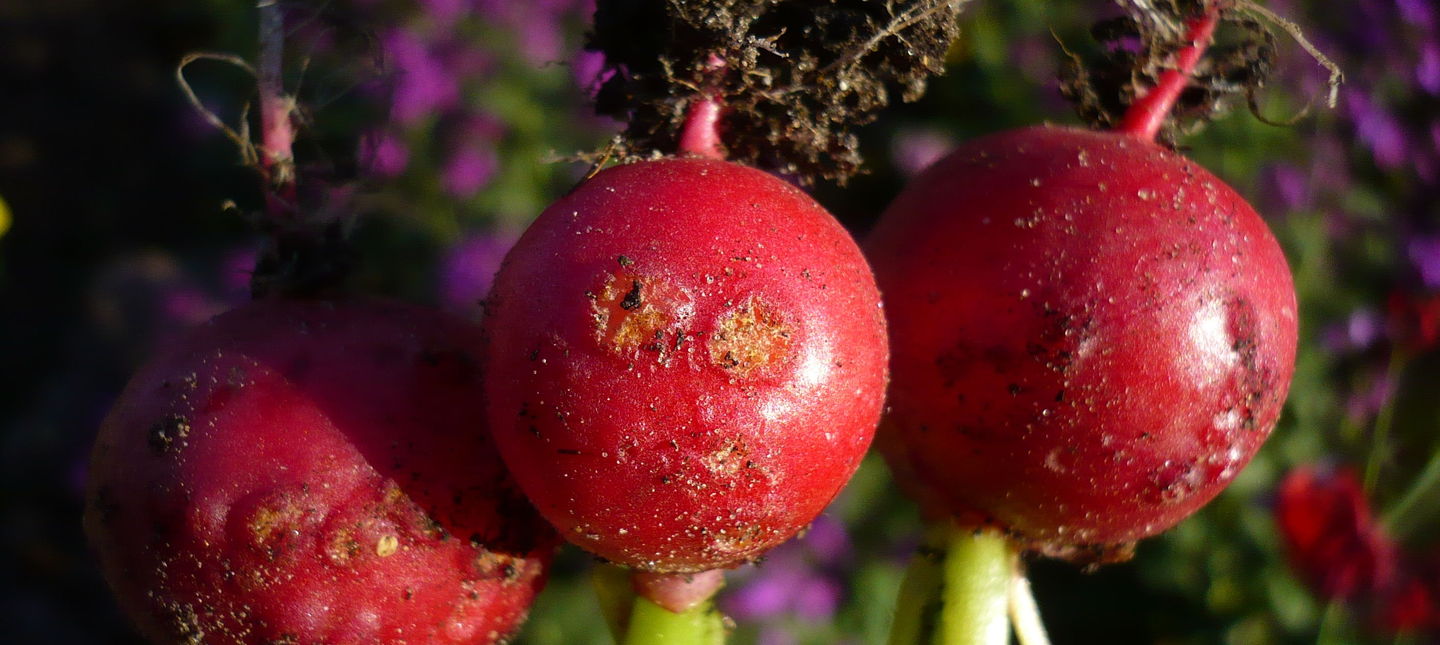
[890,525,949,645]
[939,527,1013,645]
[890,524,1015,645]
[592,565,635,642]
[620,594,727,645]
[1382,446,1440,539]
[1363,350,1407,493]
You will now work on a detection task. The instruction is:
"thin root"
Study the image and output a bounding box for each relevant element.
[176,52,260,167]
[1234,0,1343,108]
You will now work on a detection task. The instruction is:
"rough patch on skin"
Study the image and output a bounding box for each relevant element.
[709,296,791,376]
[708,523,769,557]
[701,436,749,476]
[248,502,306,557]
[591,272,688,360]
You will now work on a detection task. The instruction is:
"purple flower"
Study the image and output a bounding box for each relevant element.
[1259,163,1310,212]
[384,27,461,125]
[1407,236,1440,288]
[438,233,516,314]
[1419,44,1440,95]
[756,628,798,645]
[1321,308,1383,353]
[1346,90,1408,169]
[442,146,499,198]
[360,129,410,178]
[418,0,470,24]
[1346,372,1395,420]
[219,245,258,304]
[1395,0,1436,29]
[719,515,853,623]
[891,129,954,177]
[572,49,609,95]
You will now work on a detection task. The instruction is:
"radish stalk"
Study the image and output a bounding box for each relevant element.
[937,527,1013,645]
[618,570,727,645]
[1115,2,1223,142]
[621,595,726,645]
[256,0,296,218]
[592,565,635,641]
[677,96,725,159]
[890,524,1016,645]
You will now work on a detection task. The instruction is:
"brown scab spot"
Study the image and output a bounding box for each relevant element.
[325,529,362,565]
[701,436,750,476]
[247,500,309,559]
[591,271,689,359]
[708,296,791,376]
[147,415,191,454]
[708,523,770,556]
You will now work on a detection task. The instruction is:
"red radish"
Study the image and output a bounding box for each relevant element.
[867,6,1297,553]
[482,156,888,573]
[85,300,555,644]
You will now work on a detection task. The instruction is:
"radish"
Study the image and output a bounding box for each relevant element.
[483,153,887,573]
[869,3,1303,642]
[85,300,556,644]
[85,7,554,642]
[870,124,1297,549]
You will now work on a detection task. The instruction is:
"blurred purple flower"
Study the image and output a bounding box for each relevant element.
[442,146,499,198]
[1321,308,1383,353]
[572,49,609,95]
[720,515,852,624]
[791,576,843,620]
[360,129,411,178]
[439,233,516,313]
[756,627,798,645]
[891,129,954,177]
[1396,0,1436,29]
[1260,163,1310,212]
[1347,90,1408,169]
[384,27,461,125]
[419,0,470,23]
[1407,236,1440,288]
[1418,44,1440,95]
[1346,373,1395,420]
[801,515,853,563]
[219,245,258,304]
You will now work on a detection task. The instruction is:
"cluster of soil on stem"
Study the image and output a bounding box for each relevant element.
[588,0,963,183]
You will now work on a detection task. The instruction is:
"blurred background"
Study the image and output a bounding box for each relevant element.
[1,0,1436,643]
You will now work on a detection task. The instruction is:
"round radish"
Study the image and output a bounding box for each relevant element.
[482,157,888,573]
[85,300,555,644]
[866,125,1297,552]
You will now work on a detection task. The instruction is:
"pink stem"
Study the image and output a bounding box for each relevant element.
[257,0,296,217]
[1116,3,1223,141]
[677,95,725,160]
[631,569,726,613]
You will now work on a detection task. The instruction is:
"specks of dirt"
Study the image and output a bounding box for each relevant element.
[588,0,961,183]
[472,549,526,582]
[147,415,191,455]
[701,437,750,476]
[163,601,206,645]
[1032,540,1137,568]
[325,529,362,565]
[247,503,303,555]
[591,271,691,361]
[707,523,769,557]
[709,296,791,376]
[620,280,643,310]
